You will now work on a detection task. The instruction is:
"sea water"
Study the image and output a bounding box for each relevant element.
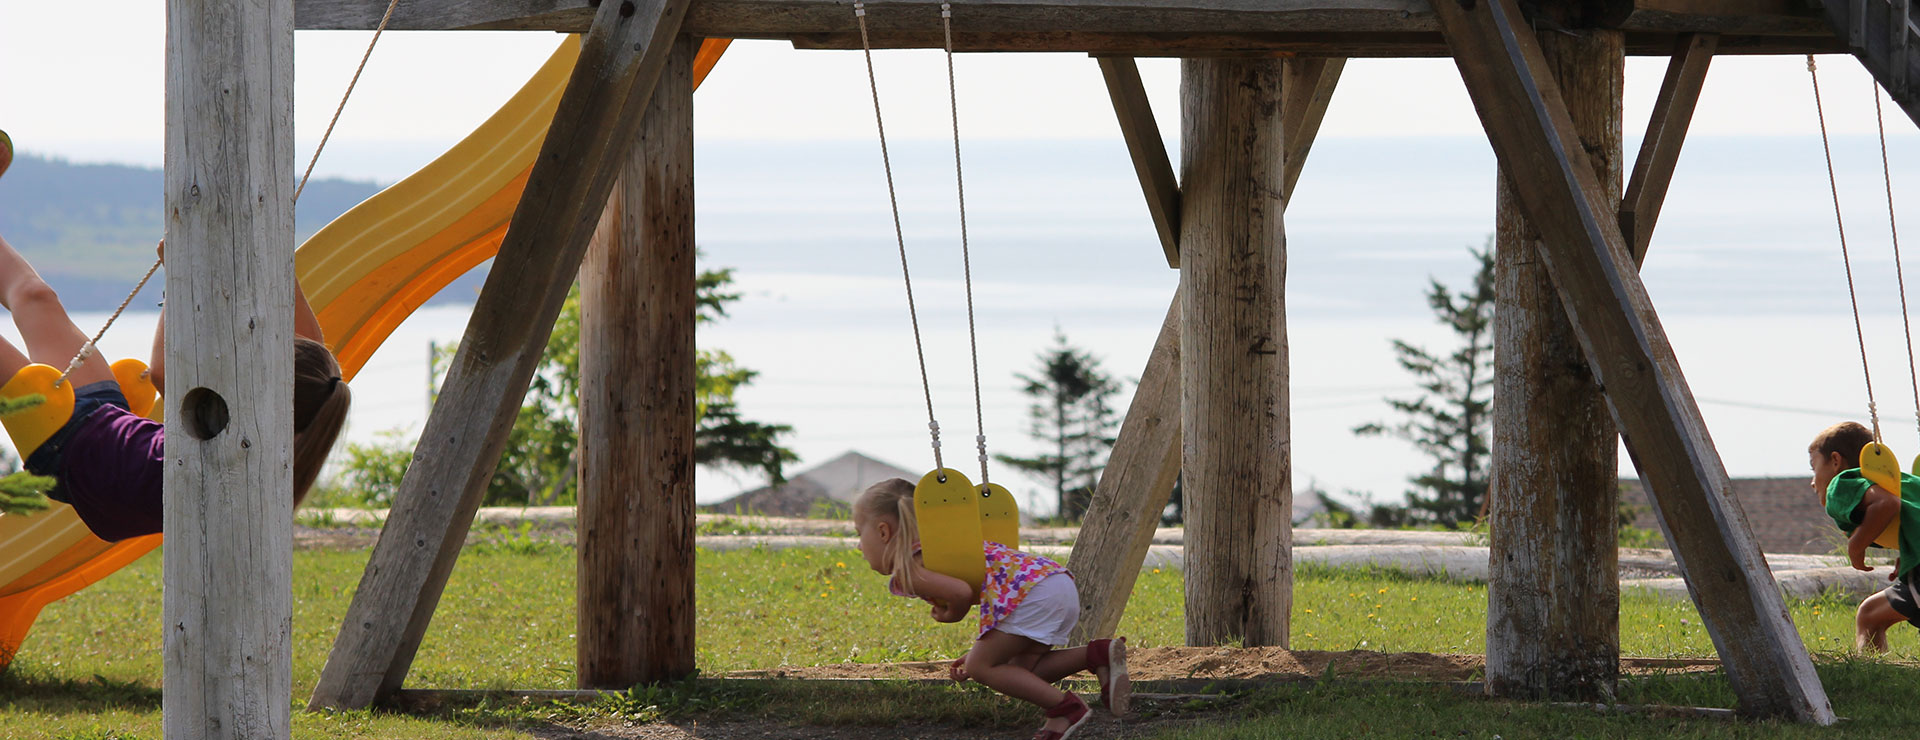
[23,135,1920,514]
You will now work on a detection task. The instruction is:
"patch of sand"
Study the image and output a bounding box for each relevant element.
[724,647,1720,684]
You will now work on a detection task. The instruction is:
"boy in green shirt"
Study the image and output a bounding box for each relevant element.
[1811,422,1920,652]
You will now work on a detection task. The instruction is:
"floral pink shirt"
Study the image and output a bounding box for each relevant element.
[886,541,1072,638]
[976,541,1070,638]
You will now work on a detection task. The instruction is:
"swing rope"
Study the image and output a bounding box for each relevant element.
[939,3,991,488]
[1870,78,1919,440]
[53,0,404,389]
[854,0,947,478]
[1809,55,1885,442]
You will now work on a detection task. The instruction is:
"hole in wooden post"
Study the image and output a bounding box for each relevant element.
[181,387,229,440]
[620,1,635,16]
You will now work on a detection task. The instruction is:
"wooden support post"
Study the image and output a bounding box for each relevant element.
[1430,0,1834,723]
[1070,58,1341,643]
[1487,28,1624,703]
[1621,33,1715,263]
[309,0,693,710]
[577,36,697,689]
[163,1,295,737]
[1179,58,1290,648]
[1099,57,1182,268]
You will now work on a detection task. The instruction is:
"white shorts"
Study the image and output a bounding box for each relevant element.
[987,572,1079,646]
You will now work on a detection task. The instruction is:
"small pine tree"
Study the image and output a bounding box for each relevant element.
[0,393,54,516]
[995,330,1121,523]
[1353,244,1495,528]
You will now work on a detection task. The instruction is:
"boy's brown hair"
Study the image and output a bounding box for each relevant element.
[1809,421,1875,470]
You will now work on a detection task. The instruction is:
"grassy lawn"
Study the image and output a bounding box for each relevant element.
[1,539,1912,738]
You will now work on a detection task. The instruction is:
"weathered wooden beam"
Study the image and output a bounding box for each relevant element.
[1280,57,1345,193]
[1621,33,1716,262]
[164,2,296,738]
[1816,0,1920,128]
[786,30,1837,55]
[296,0,1833,38]
[577,36,697,690]
[1066,292,1182,643]
[1487,28,1624,704]
[1430,0,1833,724]
[1098,57,1181,268]
[1180,58,1290,648]
[1068,58,1341,644]
[308,0,693,711]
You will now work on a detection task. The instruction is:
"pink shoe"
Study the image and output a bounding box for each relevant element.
[1033,691,1091,740]
[1086,637,1131,715]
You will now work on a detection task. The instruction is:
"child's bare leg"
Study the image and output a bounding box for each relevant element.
[0,234,110,386]
[0,334,34,385]
[966,631,1077,734]
[1855,592,1905,653]
[1032,646,1090,683]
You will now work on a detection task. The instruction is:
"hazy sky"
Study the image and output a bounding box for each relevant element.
[2,4,1911,182]
[6,5,1919,507]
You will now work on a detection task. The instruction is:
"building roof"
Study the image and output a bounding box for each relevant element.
[1618,476,1841,555]
[705,451,919,517]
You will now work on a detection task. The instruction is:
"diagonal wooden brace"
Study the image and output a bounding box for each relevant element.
[307,0,694,711]
[1430,0,1832,724]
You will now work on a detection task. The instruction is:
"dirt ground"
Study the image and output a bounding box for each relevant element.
[721,646,1719,684]
[508,648,1723,739]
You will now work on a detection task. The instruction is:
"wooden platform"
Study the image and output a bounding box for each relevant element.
[295,0,1843,55]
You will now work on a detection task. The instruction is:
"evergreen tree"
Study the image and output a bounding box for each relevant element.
[995,330,1120,523]
[1353,244,1495,528]
[337,264,795,508]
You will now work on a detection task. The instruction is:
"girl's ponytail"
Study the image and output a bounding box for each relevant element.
[891,489,921,595]
[855,478,921,592]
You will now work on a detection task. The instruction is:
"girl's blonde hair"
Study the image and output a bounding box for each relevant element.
[854,477,921,593]
[291,337,350,506]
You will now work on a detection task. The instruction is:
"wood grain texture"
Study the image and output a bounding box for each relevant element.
[1067,58,1340,644]
[1432,0,1833,723]
[782,30,1838,54]
[1179,58,1290,648]
[577,36,698,689]
[1486,29,1624,703]
[1066,291,1182,643]
[308,0,692,710]
[1280,58,1344,190]
[163,1,296,737]
[1815,0,1920,128]
[295,0,1834,38]
[1098,58,1181,268]
[1622,33,1716,262]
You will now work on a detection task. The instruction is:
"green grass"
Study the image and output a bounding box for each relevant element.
[1131,661,1920,739]
[2,543,1914,738]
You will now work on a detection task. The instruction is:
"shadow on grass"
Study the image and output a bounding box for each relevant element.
[382,677,1122,734]
[0,670,162,715]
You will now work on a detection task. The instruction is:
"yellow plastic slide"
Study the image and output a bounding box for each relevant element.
[0,36,731,670]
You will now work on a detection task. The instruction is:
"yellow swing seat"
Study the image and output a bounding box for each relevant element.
[914,468,1022,593]
[1858,442,1905,549]
[0,359,159,461]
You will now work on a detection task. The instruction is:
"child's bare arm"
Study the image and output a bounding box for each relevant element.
[150,240,326,393]
[293,273,324,345]
[906,565,977,623]
[1850,486,1902,570]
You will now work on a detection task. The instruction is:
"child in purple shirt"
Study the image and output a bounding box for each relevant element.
[0,167,350,541]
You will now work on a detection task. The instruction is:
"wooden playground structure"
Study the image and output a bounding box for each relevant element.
[137,0,1920,734]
